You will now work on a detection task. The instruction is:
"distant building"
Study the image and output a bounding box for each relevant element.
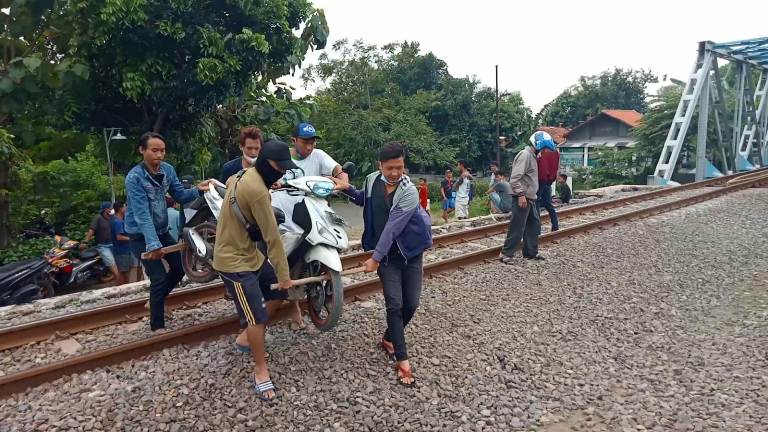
[557,109,643,169]
[535,126,569,146]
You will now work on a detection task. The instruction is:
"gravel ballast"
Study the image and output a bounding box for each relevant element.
[1,189,767,431]
[0,190,628,328]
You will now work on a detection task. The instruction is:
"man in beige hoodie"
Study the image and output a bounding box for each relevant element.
[499,132,550,264]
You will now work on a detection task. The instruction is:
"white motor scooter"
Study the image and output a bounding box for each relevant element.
[182,166,352,331]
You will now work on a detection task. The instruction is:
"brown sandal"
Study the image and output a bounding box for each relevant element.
[395,363,416,387]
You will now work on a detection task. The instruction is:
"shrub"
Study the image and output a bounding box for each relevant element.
[0,237,54,266]
[9,142,121,241]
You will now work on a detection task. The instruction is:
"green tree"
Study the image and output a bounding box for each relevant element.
[1,0,328,248]
[538,68,658,128]
[303,39,533,174]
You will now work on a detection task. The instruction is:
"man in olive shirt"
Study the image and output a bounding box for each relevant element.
[213,140,296,401]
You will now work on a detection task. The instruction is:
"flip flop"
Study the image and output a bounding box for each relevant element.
[395,363,416,387]
[380,339,395,360]
[252,376,278,401]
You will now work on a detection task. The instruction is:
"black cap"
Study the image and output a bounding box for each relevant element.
[260,140,298,171]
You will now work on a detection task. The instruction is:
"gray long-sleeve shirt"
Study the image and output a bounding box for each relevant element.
[509,146,539,200]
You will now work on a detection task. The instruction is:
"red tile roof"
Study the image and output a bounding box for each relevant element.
[601,109,643,128]
[536,126,569,145]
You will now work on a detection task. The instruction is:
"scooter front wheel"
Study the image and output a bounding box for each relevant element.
[305,262,343,331]
[181,222,218,283]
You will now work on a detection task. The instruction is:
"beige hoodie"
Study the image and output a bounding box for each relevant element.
[509,146,539,200]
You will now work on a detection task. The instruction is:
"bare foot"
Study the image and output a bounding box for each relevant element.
[289,301,305,330]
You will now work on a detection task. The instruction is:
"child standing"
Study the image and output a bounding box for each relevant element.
[418,178,430,214]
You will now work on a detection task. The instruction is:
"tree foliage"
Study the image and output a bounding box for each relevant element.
[303,40,533,174]
[538,68,658,128]
[1,0,328,248]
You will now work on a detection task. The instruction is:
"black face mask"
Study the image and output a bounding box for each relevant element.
[255,157,284,187]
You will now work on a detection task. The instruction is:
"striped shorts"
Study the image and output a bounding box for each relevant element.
[219,269,288,326]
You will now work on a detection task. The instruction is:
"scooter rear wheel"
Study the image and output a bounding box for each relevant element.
[306,262,343,331]
[181,222,218,283]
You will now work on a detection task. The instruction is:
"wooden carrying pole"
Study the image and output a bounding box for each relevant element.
[267,267,366,290]
[140,241,188,259]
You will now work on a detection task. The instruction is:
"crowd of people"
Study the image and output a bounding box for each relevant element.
[81,123,571,400]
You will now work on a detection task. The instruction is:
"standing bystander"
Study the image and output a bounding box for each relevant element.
[417,177,429,213]
[82,202,123,286]
[499,132,548,264]
[537,138,560,231]
[111,202,141,283]
[453,160,472,220]
[439,169,455,223]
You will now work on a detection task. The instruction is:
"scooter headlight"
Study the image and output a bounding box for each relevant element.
[307,180,334,197]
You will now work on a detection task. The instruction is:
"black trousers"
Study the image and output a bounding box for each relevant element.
[501,198,540,258]
[129,232,184,331]
[377,253,423,361]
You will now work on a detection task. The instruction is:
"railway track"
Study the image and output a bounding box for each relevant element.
[1,170,767,398]
[1,169,757,350]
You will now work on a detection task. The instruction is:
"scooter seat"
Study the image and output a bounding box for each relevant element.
[0,258,42,281]
[80,248,99,260]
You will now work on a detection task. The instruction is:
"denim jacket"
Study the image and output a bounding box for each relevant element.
[345,172,432,262]
[124,162,199,252]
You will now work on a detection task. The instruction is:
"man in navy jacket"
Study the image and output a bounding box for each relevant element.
[342,142,432,386]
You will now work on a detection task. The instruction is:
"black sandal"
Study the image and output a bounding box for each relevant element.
[252,376,278,401]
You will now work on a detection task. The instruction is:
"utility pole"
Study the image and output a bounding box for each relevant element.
[495,65,500,166]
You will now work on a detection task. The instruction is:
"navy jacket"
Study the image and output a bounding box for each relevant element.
[345,172,432,262]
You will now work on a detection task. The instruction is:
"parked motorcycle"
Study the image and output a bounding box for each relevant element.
[45,235,110,290]
[0,258,54,306]
[181,163,356,331]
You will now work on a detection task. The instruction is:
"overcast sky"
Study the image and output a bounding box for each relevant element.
[289,0,768,113]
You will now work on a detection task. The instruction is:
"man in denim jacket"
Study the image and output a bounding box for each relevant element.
[124,132,211,331]
[341,142,432,386]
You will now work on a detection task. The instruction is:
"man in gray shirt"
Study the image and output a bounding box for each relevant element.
[500,132,550,263]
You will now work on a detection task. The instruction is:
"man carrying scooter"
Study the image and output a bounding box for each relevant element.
[270,123,350,330]
[213,140,297,401]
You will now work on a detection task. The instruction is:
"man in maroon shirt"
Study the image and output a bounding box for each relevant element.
[537,143,560,231]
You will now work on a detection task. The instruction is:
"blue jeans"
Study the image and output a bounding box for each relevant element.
[129,231,184,330]
[96,244,116,268]
[537,181,559,231]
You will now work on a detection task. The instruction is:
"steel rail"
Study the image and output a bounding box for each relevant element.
[1,172,765,398]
